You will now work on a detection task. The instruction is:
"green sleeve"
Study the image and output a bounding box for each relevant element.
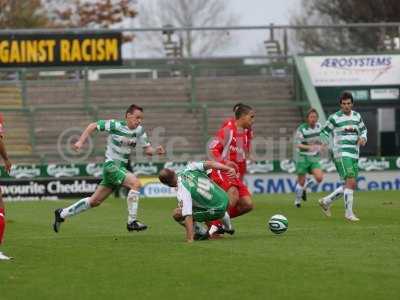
[320,116,335,144]
[294,127,304,145]
[96,120,106,131]
[96,120,116,133]
[137,127,151,147]
[358,116,368,142]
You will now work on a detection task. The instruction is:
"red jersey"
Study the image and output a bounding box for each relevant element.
[208,119,251,196]
[220,118,253,152]
[210,118,253,180]
[209,119,252,179]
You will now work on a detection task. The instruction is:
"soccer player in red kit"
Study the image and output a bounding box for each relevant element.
[208,104,255,234]
[0,113,12,260]
[220,103,253,180]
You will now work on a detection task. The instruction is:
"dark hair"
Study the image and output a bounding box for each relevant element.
[126,104,143,117]
[306,108,318,118]
[235,104,253,120]
[159,168,176,187]
[339,91,354,104]
[233,103,244,112]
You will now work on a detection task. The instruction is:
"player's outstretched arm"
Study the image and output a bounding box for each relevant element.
[0,137,11,173]
[73,122,97,152]
[203,161,236,179]
[184,215,194,243]
[296,143,313,150]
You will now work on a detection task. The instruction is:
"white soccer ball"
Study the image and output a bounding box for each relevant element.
[268,214,288,234]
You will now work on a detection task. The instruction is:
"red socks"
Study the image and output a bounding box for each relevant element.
[210,220,222,227]
[228,205,240,218]
[209,205,241,228]
[207,205,241,229]
[0,208,5,244]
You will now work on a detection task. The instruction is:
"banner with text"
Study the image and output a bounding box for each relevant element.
[304,55,400,86]
[0,32,122,67]
[1,157,399,179]
[0,178,100,201]
[2,167,400,199]
[245,171,400,194]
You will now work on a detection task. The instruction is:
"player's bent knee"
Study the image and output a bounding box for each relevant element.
[89,199,102,207]
[227,187,240,205]
[129,180,141,190]
[297,176,306,186]
[245,201,254,212]
[125,174,142,190]
[239,198,254,213]
[345,178,357,190]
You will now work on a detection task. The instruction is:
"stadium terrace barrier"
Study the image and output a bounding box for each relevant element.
[0,100,308,164]
[0,59,310,164]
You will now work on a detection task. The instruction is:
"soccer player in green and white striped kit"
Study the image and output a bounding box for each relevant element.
[318,92,367,222]
[53,104,165,233]
[293,108,324,207]
[159,161,235,242]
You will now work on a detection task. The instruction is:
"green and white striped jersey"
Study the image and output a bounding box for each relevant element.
[96,119,150,167]
[176,162,227,217]
[320,110,367,160]
[294,122,322,157]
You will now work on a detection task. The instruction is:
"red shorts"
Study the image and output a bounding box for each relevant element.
[209,169,251,198]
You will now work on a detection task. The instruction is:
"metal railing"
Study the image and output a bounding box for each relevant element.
[0,60,294,108]
[1,23,399,58]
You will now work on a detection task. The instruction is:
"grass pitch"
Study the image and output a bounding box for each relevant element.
[1,191,399,300]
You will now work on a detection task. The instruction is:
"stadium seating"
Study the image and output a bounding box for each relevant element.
[26,79,85,107]
[0,82,35,163]
[89,78,190,106]
[33,109,94,160]
[0,83,23,108]
[0,64,303,163]
[196,75,293,102]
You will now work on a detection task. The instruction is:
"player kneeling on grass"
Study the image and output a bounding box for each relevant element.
[53,104,165,233]
[159,161,235,243]
[293,108,324,207]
